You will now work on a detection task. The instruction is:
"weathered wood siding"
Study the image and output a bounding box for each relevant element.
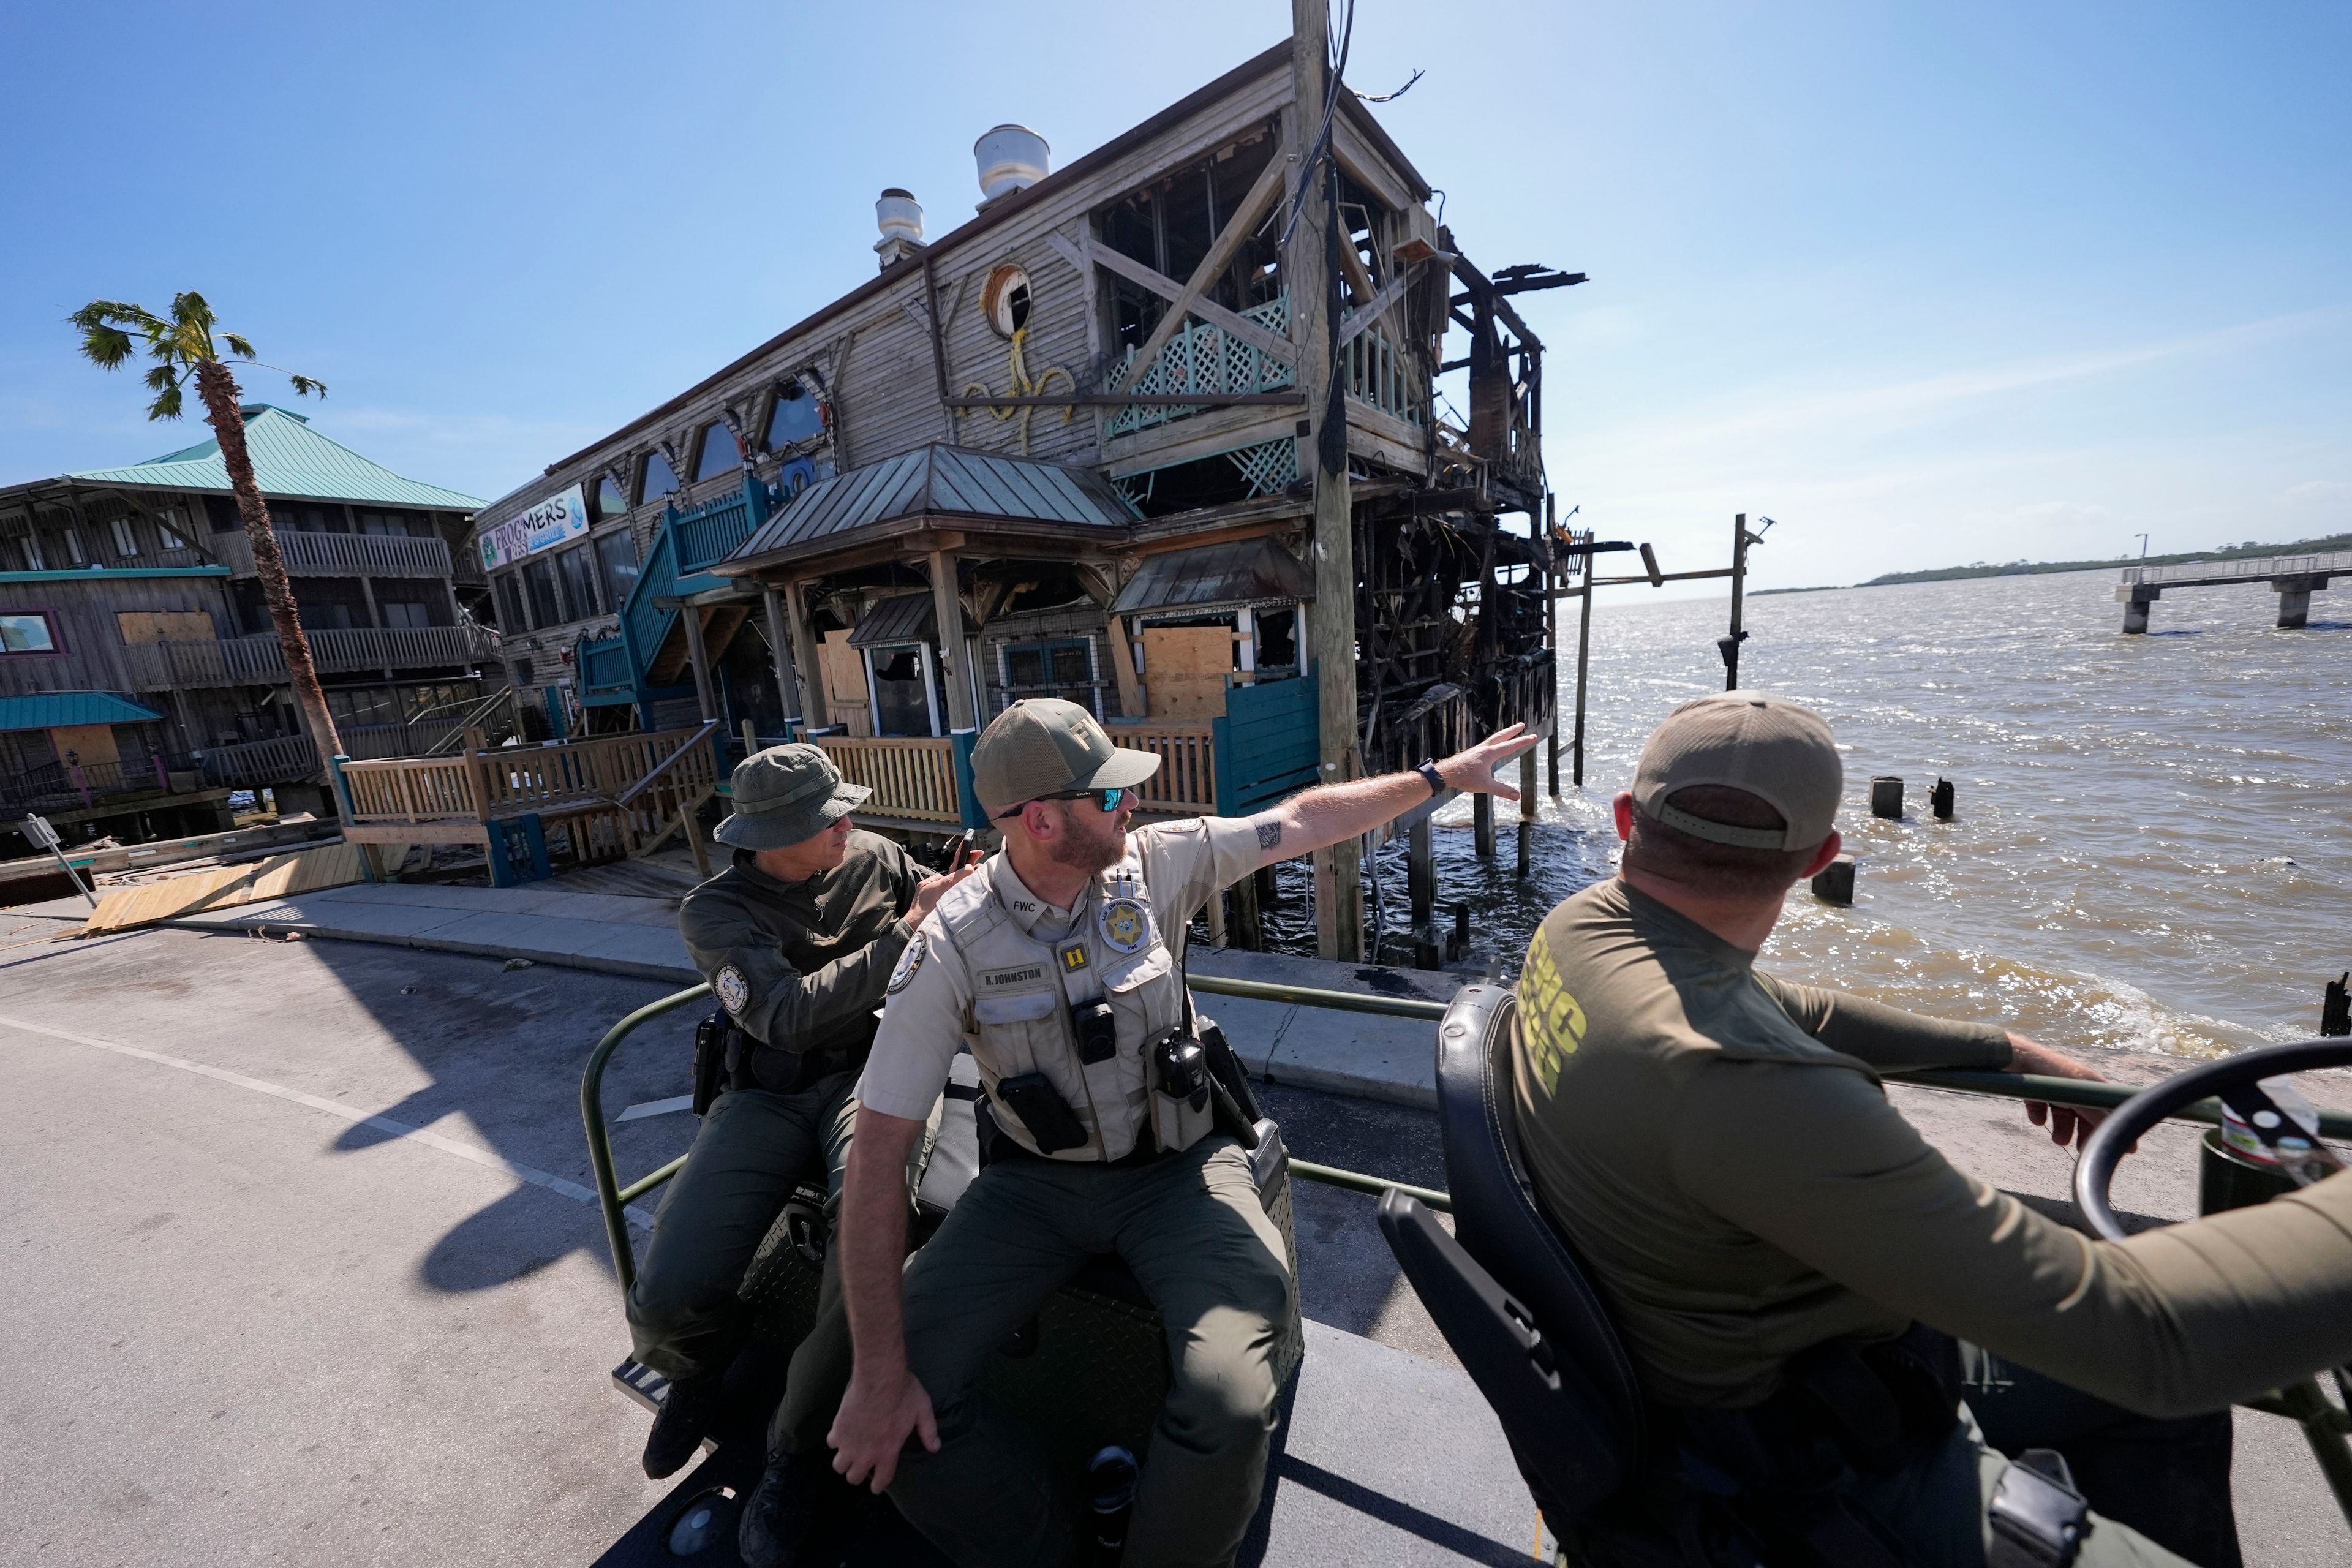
[0,576,242,699]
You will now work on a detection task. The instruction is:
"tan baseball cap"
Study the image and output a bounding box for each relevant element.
[1632,691,1842,851]
[972,698,1161,813]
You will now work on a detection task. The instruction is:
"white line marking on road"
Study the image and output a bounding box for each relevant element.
[0,1012,657,1231]
[616,1094,695,1123]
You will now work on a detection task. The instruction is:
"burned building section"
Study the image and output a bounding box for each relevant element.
[467,36,1580,964]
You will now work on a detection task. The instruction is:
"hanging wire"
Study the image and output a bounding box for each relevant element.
[1354,68,1423,104]
[1278,0,1357,249]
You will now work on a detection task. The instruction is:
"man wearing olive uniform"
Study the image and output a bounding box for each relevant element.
[821,699,1539,1568]
[1515,693,2352,1566]
[627,743,969,1480]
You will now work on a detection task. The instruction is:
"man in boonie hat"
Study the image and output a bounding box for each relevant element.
[816,698,1539,1566]
[628,742,975,1489]
[1509,692,2266,1567]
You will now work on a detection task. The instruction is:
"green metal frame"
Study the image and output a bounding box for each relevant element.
[578,970,2352,1525]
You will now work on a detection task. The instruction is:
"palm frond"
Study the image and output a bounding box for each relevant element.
[170,292,215,331]
[146,383,185,421]
[77,323,137,368]
[142,364,179,393]
[222,333,256,360]
[287,374,327,399]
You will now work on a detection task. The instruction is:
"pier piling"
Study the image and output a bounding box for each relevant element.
[1870,777,1904,820]
[1931,778,1954,820]
[1473,792,1494,859]
[1812,854,1856,905]
[2274,576,2325,630]
[2323,974,2350,1038]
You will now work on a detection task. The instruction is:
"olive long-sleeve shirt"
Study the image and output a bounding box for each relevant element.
[1513,877,2352,1416]
[679,834,921,1057]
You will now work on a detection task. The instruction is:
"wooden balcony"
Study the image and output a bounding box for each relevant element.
[114,625,496,690]
[213,527,455,581]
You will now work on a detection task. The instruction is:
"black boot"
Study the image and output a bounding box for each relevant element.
[640,1373,725,1480]
[738,1450,848,1568]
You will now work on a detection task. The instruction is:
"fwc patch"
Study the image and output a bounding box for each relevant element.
[715,964,750,1016]
[888,932,927,995]
[1100,898,1148,955]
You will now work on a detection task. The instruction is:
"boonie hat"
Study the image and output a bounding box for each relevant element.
[1632,691,1842,851]
[713,743,871,851]
[973,698,1160,813]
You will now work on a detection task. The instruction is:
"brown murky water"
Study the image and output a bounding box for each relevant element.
[1257,569,2352,1059]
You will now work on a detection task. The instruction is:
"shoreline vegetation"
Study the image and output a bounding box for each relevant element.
[1752,530,2352,596]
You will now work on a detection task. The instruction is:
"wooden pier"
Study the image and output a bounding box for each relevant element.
[2116,549,2352,631]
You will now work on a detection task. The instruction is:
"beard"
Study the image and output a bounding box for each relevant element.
[1045,802,1126,875]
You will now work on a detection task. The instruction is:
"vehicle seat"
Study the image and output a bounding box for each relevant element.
[1378,982,1646,1532]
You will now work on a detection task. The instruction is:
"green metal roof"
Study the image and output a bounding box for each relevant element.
[64,404,484,511]
[0,693,165,732]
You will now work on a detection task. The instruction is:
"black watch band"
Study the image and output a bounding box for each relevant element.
[1416,760,1446,798]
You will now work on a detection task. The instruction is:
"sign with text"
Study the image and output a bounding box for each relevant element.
[479,484,589,571]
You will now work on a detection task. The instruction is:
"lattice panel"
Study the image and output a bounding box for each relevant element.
[1225,439,1299,499]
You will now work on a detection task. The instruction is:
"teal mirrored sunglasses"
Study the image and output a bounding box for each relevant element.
[995,786,1131,819]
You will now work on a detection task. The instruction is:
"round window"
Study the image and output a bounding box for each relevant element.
[982,265,1032,338]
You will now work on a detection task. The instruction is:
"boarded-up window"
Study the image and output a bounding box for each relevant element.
[118,611,218,644]
[1141,625,1234,720]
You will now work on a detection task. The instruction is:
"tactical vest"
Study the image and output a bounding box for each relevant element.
[933,850,1211,1163]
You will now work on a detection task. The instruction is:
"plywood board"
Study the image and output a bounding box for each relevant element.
[820,628,874,736]
[49,723,121,767]
[1142,627,1234,721]
[118,610,218,644]
[81,843,375,933]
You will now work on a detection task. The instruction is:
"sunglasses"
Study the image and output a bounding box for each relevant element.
[994,786,1132,820]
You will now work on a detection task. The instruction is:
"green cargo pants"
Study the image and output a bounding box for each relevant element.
[804,1134,1292,1568]
[624,1072,858,1384]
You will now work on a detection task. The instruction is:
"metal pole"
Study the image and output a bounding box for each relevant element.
[1544,494,1560,797]
[21,815,96,907]
[1724,513,1748,692]
[1572,575,1594,788]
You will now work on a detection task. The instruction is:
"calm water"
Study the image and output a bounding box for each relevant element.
[1255,570,2352,1060]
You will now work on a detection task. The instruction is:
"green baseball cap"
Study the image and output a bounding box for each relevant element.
[971,698,1160,814]
[714,742,871,850]
[1632,691,1842,851]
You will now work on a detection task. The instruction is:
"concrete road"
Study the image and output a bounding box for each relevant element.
[2,924,2346,1564]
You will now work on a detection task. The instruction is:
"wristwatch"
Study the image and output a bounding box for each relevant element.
[1416,760,1446,798]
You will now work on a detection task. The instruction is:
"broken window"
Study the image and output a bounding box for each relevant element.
[1097,123,1283,354]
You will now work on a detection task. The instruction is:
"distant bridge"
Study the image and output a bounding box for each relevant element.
[2115,549,2352,632]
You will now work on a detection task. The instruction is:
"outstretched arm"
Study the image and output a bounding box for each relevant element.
[1246,724,1541,869]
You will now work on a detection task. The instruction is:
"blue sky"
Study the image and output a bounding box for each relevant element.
[2,1,2344,597]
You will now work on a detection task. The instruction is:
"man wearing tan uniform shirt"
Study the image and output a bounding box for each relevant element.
[1516,692,2352,1566]
[818,698,1537,1568]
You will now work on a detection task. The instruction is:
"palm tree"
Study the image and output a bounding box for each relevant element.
[71,292,343,766]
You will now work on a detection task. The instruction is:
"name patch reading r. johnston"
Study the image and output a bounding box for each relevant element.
[981,966,1044,989]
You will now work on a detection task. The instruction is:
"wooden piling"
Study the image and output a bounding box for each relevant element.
[1812,854,1856,905]
[1870,777,1904,820]
[1517,747,1536,876]
[1473,791,1494,859]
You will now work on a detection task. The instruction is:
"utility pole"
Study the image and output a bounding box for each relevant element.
[1292,0,1361,962]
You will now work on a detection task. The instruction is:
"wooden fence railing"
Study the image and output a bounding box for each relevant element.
[1105,722,1217,813]
[815,736,963,824]
[339,728,717,872]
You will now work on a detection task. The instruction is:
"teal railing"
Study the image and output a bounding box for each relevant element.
[1109,295,1294,438]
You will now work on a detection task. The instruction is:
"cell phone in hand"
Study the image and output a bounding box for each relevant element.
[935,829,978,872]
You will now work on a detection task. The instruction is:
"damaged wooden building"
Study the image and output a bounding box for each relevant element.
[468,29,1570,960]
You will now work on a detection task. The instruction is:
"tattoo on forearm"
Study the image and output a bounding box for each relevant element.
[1255,818,1282,851]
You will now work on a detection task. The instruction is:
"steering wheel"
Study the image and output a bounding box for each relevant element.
[2073,1038,2352,1241]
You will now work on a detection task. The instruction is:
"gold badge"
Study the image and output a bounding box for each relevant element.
[1100,898,1148,955]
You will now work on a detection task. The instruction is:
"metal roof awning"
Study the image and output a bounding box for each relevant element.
[0,693,167,732]
[720,445,1140,573]
[847,592,979,649]
[1112,536,1314,618]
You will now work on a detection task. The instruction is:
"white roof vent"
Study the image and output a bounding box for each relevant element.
[973,125,1049,207]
